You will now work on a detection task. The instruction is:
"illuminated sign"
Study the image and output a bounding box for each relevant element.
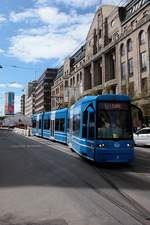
[99,102,129,110]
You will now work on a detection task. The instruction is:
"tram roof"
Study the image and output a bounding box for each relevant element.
[78,94,130,104]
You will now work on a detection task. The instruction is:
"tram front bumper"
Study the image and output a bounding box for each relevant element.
[95,145,134,163]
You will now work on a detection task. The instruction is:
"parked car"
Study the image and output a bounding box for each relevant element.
[133,127,150,146]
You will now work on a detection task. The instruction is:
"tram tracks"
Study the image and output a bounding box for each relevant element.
[89,166,150,225]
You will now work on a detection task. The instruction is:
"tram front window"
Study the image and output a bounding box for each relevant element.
[97,102,132,139]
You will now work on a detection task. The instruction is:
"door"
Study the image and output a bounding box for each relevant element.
[87,106,95,159]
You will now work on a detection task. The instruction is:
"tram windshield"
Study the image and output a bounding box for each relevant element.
[97,102,132,140]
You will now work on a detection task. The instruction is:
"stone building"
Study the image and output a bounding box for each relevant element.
[83,0,150,124]
[51,0,150,123]
[35,68,57,113]
[20,94,25,115]
[51,66,64,110]
[25,80,37,117]
[51,45,85,110]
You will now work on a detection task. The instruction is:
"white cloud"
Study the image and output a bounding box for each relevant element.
[55,0,100,8]
[9,6,93,63]
[0,84,6,88]
[9,33,79,63]
[34,0,100,8]
[10,10,35,23]
[0,48,5,54]
[0,15,6,23]
[102,0,126,5]
[0,83,23,89]
[9,82,23,88]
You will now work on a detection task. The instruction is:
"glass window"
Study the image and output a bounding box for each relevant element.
[55,118,65,132]
[140,52,147,72]
[141,78,147,93]
[121,62,126,79]
[73,114,80,136]
[127,39,132,52]
[97,102,132,139]
[120,44,125,56]
[60,119,65,132]
[89,112,95,139]
[136,129,147,135]
[82,111,87,138]
[128,58,133,76]
[39,119,41,129]
[32,120,36,128]
[44,119,50,130]
[139,31,145,45]
[80,72,82,81]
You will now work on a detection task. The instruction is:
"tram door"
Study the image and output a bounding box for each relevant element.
[84,105,95,159]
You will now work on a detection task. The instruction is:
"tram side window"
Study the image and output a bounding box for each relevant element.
[82,111,87,138]
[55,118,65,132]
[32,120,36,128]
[73,114,80,136]
[89,112,95,139]
[44,119,50,130]
[39,120,41,129]
[60,119,65,132]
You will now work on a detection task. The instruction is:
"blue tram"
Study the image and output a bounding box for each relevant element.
[32,95,142,163]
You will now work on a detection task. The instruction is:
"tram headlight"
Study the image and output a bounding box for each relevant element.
[99,144,105,148]
[127,143,134,148]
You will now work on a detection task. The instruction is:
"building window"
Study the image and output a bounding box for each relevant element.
[121,62,126,80]
[128,82,134,97]
[140,51,147,72]
[80,72,82,81]
[121,85,127,95]
[73,77,75,86]
[65,81,68,87]
[111,19,115,27]
[127,39,132,52]
[128,58,133,77]
[141,78,148,94]
[139,30,145,45]
[70,78,73,87]
[99,29,102,39]
[77,74,79,84]
[120,44,125,56]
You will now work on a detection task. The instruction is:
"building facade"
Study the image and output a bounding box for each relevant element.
[83,0,150,124]
[25,80,37,117]
[5,92,15,116]
[51,45,85,110]
[20,94,25,115]
[35,68,57,113]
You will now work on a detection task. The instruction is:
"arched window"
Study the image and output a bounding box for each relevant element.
[120,43,125,56]
[77,73,79,84]
[139,30,145,45]
[127,39,132,52]
[73,76,75,86]
[80,72,82,81]
[70,78,72,87]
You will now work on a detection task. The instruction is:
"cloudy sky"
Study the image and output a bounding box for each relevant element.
[0,0,122,114]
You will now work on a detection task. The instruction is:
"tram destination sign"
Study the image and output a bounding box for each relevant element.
[125,0,149,21]
[99,102,128,110]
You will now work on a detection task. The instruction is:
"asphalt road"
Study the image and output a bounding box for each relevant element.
[0,129,150,225]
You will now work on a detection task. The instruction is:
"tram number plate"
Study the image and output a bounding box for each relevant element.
[114,142,120,148]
